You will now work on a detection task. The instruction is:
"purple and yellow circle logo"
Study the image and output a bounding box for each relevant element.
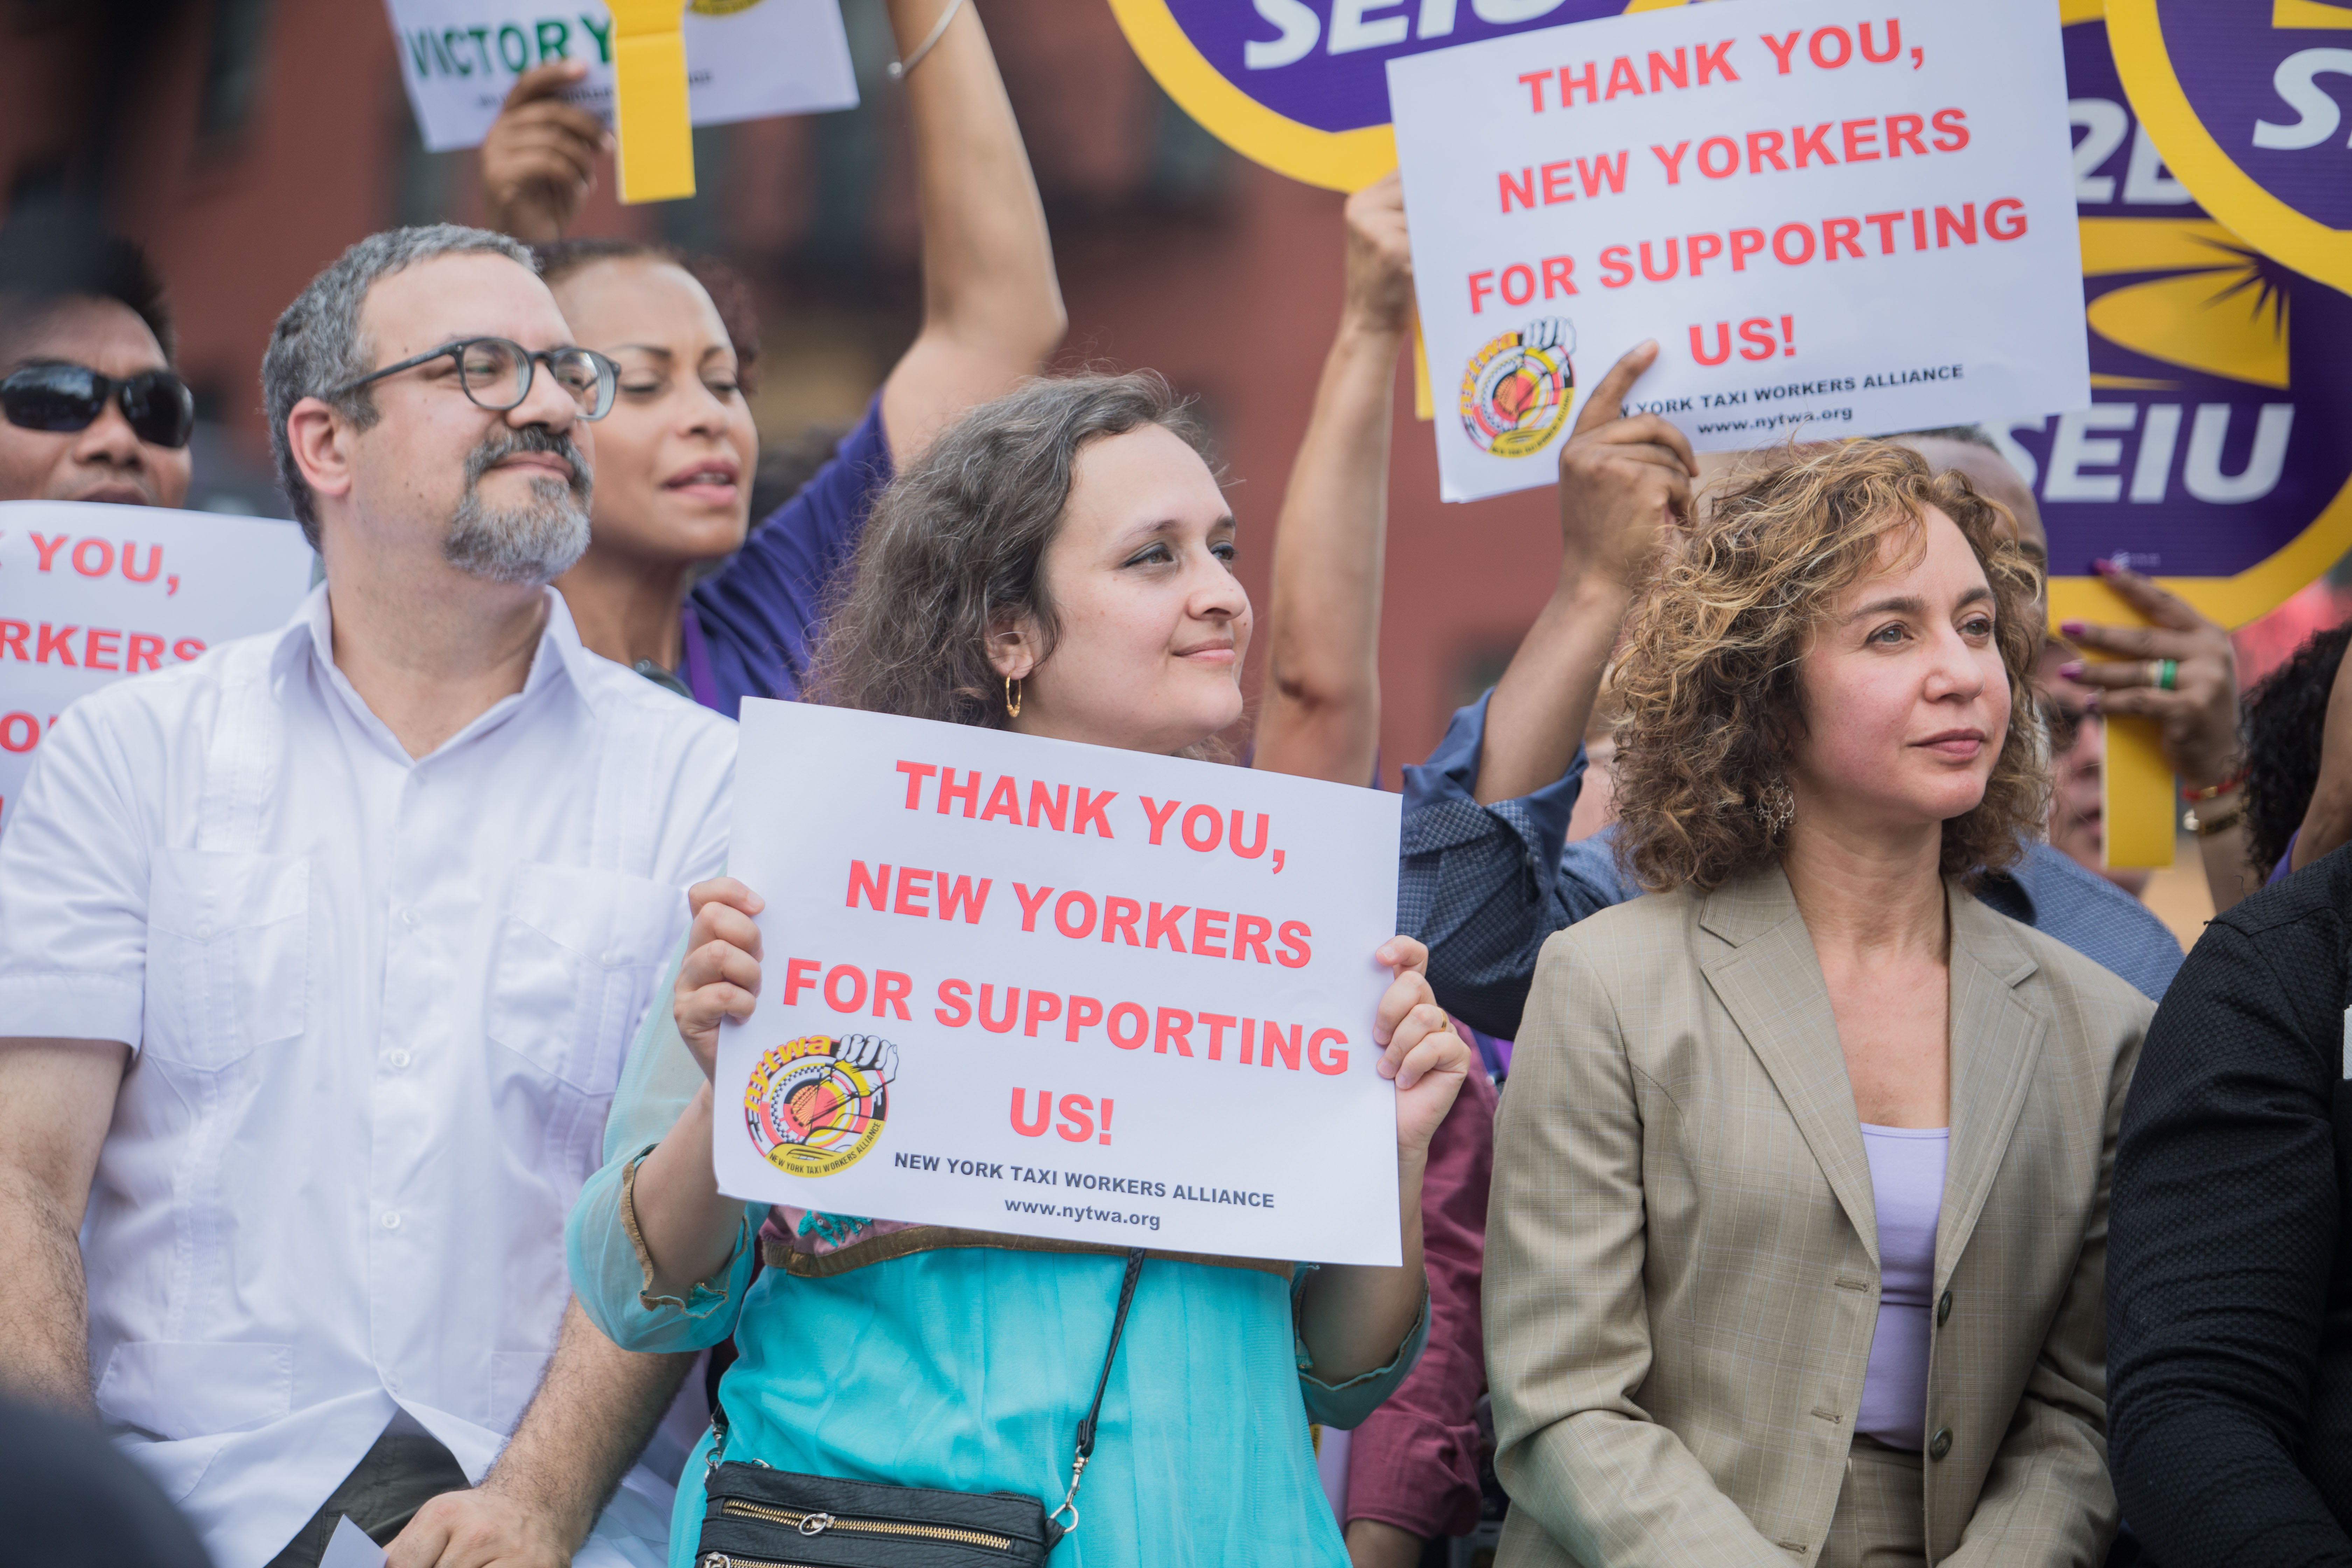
[1460,319,1576,460]
[745,1033,897,1178]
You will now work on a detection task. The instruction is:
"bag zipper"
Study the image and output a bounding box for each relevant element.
[712,1497,1017,1552]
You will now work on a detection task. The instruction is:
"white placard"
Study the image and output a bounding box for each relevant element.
[716,700,1407,1266]
[387,0,859,154]
[0,503,314,834]
[1388,0,2087,502]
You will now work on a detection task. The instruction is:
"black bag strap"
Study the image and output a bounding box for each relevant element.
[1051,1247,1147,1539]
[705,1245,1149,1547]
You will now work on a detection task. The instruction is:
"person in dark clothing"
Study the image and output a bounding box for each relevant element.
[0,1397,212,1567]
[2107,838,2352,1564]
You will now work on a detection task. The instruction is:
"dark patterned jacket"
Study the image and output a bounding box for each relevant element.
[2109,841,2352,1566]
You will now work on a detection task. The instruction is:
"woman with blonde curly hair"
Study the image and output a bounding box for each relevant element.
[1484,438,2153,1568]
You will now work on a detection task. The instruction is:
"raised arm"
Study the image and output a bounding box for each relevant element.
[876,0,1064,462]
[1250,173,1413,786]
[0,1039,127,1416]
[1476,344,1689,804]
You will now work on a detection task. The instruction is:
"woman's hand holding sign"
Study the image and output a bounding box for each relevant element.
[676,876,766,1081]
[1371,934,1471,1159]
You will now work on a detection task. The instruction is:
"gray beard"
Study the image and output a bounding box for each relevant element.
[443,472,591,585]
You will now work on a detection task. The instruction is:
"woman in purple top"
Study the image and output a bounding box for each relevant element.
[476,1,1065,716]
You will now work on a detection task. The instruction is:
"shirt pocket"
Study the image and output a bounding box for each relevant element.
[143,850,311,1070]
[486,864,688,1095]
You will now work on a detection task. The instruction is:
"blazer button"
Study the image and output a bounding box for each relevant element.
[1937,1290,1952,1326]
[1928,1427,1953,1461]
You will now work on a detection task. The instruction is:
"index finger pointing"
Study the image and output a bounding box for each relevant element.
[1569,340,1660,442]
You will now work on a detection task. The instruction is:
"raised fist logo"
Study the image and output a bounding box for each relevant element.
[1460,318,1575,460]
[744,1033,898,1178]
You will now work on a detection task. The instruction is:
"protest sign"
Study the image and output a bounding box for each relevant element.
[714,699,1407,1267]
[0,503,315,833]
[1983,1,2352,864]
[1386,0,2089,502]
[1109,0,1657,191]
[2107,0,2352,297]
[610,0,696,203]
[386,0,857,154]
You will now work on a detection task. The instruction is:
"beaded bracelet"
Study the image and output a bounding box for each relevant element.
[2182,768,2248,803]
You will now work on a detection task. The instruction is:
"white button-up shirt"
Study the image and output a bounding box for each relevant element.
[0,586,735,1567]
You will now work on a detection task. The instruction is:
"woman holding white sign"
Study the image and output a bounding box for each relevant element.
[566,372,1468,1566]
[1486,442,2149,1567]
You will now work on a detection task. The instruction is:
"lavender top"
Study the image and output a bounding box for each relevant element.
[1856,1124,1950,1452]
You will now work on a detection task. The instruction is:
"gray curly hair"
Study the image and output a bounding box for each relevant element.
[261,224,535,547]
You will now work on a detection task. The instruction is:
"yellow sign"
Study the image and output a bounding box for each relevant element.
[610,0,695,203]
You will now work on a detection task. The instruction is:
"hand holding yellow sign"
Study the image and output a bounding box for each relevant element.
[609,0,695,202]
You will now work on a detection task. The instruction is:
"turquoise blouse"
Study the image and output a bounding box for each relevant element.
[568,940,1429,1568]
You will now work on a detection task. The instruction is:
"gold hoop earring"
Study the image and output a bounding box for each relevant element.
[1004,675,1023,719]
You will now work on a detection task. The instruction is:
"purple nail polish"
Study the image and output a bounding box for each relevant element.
[2090,558,2114,576]
[2057,662,2084,679]
[2060,621,2085,637]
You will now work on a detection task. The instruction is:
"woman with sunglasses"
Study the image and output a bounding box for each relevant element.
[0,216,194,508]
[565,373,1468,1566]
[474,0,1061,714]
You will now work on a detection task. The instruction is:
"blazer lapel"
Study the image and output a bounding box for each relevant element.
[1700,867,1880,1264]
[1935,884,2047,1288]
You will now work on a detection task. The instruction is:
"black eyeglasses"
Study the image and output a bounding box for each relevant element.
[2,363,196,449]
[329,337,617,422]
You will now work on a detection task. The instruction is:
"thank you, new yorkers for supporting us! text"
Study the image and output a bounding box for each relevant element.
[1388,0,2089,501]
[714,699,1408,1266]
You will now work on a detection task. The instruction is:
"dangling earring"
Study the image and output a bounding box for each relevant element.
[1754,779,1795,839]
[1004,674,1023,719]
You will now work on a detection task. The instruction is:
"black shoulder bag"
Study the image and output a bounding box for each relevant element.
[694,1247,1146,1566]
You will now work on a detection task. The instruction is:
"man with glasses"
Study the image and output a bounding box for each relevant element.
[0,225,735,1568]
[0,211,194,507]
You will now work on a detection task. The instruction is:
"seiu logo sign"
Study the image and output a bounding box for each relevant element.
[2253,48,2352,149]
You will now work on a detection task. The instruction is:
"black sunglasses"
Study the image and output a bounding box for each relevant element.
[328,337,617,422]
[1,363,196,449]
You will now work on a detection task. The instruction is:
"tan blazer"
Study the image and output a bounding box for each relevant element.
[1486,866,2151,1568]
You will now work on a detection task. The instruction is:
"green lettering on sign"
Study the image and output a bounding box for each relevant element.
[497,22,530,72]
[536,18,571,61]
[578,12,611,63]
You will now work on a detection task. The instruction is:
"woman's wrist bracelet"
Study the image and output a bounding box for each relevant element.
[2182,767,2248,803]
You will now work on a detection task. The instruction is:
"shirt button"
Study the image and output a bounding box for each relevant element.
[381,1211,402,1231]
[401,909,421,929]
[195,920,214,941]
[386,1049,412,1070]
[1928,1427,1953,1461]
[600,951,623,969]
[1937,1289,1953,1327]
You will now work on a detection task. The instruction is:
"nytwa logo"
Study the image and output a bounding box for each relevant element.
[744,1034,898,1178]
